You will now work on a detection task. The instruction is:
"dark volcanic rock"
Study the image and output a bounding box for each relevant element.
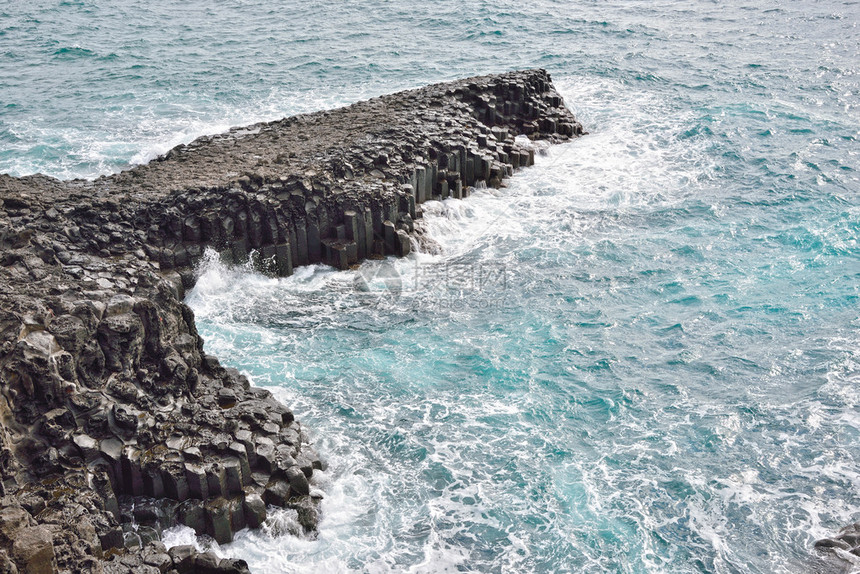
[0,69,582,572]
[815,522,860,572]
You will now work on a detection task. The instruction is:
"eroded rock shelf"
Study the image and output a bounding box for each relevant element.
[0,69,582,573]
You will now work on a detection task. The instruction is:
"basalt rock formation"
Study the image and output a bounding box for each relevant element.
[0,69,582,573]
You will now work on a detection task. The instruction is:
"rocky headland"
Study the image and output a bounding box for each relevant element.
[0,69,583,573]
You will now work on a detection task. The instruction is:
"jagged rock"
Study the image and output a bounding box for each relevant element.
[217,388,237,408]
[223,460,244,496]
[137,525,160,546]
[289,497,320,534]
[98,526,124,553]
[296,454,315,479]
[0,69,581,573]
[0,507,35,546]
[177,500,206,536]
[814,522,860,572]
[815,537,852,551]
[254,442,275,474]
[285,466,310,497]
[141,541,172,572]
[242,494,266,529]
[0,549,17,574]
[263,481,290,508]
[184,464,209,500]
[193,551,221,574]
[48,314,90,355]
[167,545,196,573]
[97,313,144,373]
[123,530,142,550]
[217,558,252,574]
[205,498,233,544]
[10,526,55,574]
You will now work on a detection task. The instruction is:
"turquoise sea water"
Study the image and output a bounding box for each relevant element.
[3,2,859,572]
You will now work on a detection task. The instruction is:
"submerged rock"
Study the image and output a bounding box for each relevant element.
[815,523,860,572]
[0,69,581,572]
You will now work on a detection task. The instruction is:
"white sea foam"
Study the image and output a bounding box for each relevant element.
[175,66,860,574]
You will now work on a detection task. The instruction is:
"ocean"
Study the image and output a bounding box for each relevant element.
[2,1,858,572]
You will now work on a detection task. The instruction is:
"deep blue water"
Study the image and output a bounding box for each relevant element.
[2,2,859,572]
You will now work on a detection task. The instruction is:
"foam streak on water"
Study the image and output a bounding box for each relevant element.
[4,1,860,572]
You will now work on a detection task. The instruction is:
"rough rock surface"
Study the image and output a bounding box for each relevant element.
[0,69,581,572]
[815,523,860,573]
